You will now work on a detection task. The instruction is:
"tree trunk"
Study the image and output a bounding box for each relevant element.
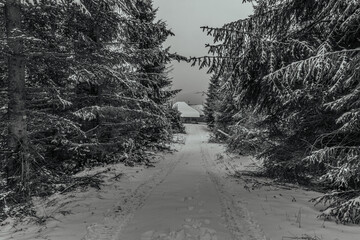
[5,0,29,193]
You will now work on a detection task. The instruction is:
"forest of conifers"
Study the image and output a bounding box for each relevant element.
[0,0,184,219]
[1,0,360,227]
[198,0,360,224]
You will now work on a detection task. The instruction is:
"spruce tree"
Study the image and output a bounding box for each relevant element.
[195,0,360,223]
[122,0,183,144]
[204,73,220,129]
[0,0,182,200]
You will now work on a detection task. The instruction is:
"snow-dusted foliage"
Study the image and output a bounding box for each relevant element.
[198,0,360,224]
[311,190,360,224]
[0,0,183,213]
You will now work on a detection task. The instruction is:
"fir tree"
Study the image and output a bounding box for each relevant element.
[0,0,182,203]
[204,73,220,129]
[122,0,182,143]
[195,0,360,223]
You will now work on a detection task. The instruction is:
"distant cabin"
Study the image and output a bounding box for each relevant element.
[172,102,200,123]
[190,104,205,121]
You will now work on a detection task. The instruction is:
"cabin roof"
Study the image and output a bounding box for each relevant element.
[173,102,200,118]
[190,104,204,116]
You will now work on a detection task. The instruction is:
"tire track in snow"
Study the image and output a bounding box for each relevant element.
[199,141,266,240]
[82,146,189,240]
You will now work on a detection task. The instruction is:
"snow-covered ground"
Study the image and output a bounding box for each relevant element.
[1,124,359,240]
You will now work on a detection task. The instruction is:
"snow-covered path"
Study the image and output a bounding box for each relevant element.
[0,124,264,240]
[2,124,359,240]
[116,124,265,240]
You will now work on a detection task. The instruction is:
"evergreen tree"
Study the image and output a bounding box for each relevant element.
[0,0,182,203]
[122,0,183,143]
[204,73,220,129]
[195,0,360,223]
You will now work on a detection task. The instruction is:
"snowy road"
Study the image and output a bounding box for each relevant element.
[4,124,357,240]
[1,124,264,240]
[115,124,265,240]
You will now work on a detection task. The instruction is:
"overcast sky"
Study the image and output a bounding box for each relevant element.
[153,0,253,104]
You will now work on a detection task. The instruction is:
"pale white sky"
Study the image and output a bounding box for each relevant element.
[153,0,253,104]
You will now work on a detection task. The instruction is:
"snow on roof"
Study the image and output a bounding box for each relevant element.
[191,105,205,116]
[173,102,200,118]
